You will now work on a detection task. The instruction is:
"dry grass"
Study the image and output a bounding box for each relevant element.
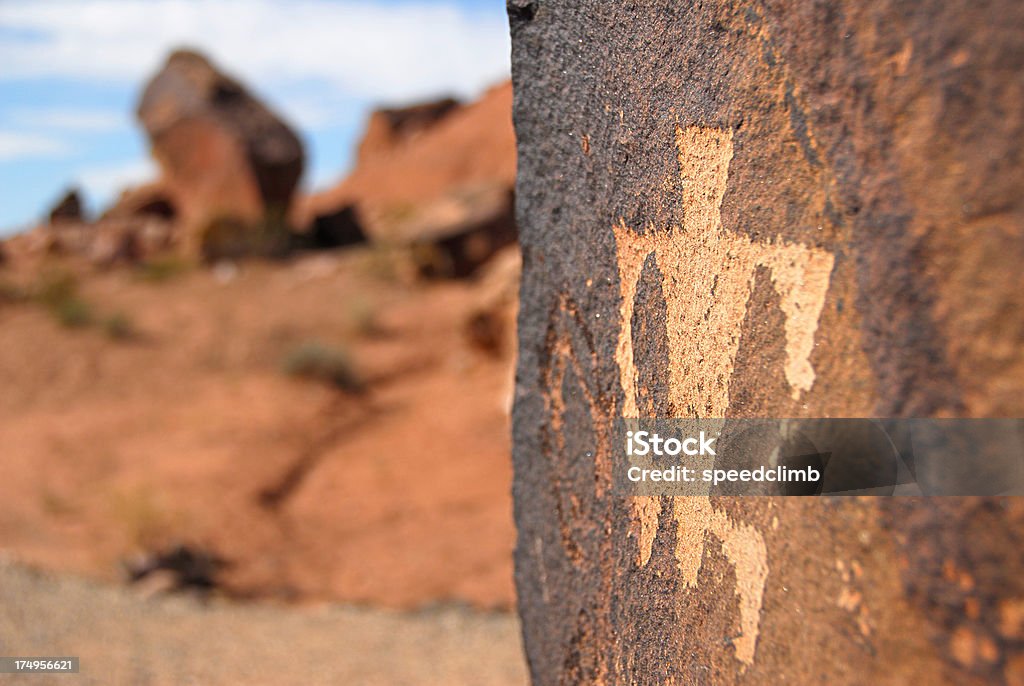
[281,341,364,393]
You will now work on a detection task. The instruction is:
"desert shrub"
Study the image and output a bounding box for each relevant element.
[281,341,364,393]
[39,488,77,516]
[138,255,191,283]
[358,243,416,284]
[30,269,93,328]
[198,210,292,263]
[380,201,417,226]
[53,297,94,328]
[102,312,136,340]
[109,487,176,548]
[347,297,384,338]
[34,268,79,308]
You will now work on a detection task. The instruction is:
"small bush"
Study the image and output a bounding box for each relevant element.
[30,269,93,328]
[35,269,79,308]
[103,312,136,340]
[281,341,364,393]
[109,487,175,548]
[54,297,93,328]
[347,297,384,338]
[138,256,191,283]
[359,243,415,284]
[198,210,292,263]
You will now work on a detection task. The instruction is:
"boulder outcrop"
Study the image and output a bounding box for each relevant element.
[137,49,304,259]
[300,82,516,275]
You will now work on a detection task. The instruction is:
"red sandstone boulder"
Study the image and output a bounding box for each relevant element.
[355,97,459,165]
[298,81,516,275]
[137,49,304,259]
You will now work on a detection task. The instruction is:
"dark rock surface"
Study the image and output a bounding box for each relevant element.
[509,1,1024,684]
[405,184,517,278]
[307,204,368,250]
[48,189,85,225]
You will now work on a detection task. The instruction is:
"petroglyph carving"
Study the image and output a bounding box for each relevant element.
[616,126,834,416]
[616,126,833,666]
[542,296,613,559]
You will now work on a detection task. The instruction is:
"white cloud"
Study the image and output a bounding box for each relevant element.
[278,99,341,130]
[0,0,511,104]
[0,131,71,160]
[75,158,157,205]
[8,108,127,132]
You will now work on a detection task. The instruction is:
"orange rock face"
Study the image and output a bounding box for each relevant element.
[354,97,460,166]
[300,82,516,262]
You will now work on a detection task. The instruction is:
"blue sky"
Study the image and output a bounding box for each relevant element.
[0,0,510,234]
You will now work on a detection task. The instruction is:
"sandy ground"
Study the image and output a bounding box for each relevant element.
[0,558,527,685]
[0,247,517,608]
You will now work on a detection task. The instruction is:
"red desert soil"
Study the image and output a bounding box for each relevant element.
[0,248,517,610]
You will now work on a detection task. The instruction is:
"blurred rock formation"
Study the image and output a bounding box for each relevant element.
[300,82,516,277]
[137,49,305,260]
[47,189,85,226]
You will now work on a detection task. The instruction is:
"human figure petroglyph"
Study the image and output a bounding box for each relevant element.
[616,126,835,417]
[614,126,835,665]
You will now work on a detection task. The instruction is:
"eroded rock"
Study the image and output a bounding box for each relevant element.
[300,82,516,273]
[137,49,304,259]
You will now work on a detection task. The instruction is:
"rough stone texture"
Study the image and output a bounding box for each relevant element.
[509,1,1024,684]
[137,50,304,257]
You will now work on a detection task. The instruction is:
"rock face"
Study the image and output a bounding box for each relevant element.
[510,1,1024,684]
[137,50,304,259]
[301,82,516,275]
[47,189,84,225]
